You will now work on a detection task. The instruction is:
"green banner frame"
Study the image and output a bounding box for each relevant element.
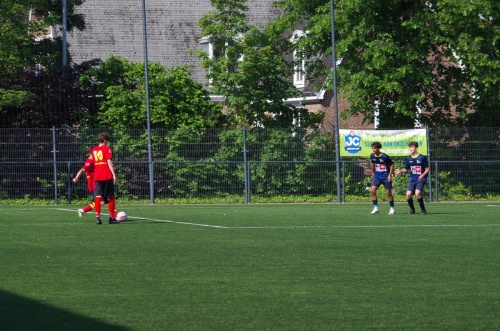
[339,129,428,157]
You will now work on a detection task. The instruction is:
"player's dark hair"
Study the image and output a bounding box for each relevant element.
[98,133,110,143]
[371,141,382,149]
[408,141,418,148]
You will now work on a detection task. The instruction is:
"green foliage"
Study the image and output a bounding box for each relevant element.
[272,0,500,127]
[437,171,473,200]
[1,60,104,128]
[197,0,321,128]
[0,0,84,77]
[158,128,337,198]
[0,1,91,128]
[79,56,226,130]
[0,89,35,108]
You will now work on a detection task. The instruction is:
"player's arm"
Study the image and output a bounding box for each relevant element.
[72,168,85,183]
[107,159,117,184]
[388,163,394,180]
[419,166,430,181]
[370,161,375,177]
[395,167,406,175]
[395,159,408,175]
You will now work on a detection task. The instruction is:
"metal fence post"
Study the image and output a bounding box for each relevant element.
[141,0,154,205]
[242,126,250,204]
[341,161,345,202]
[434,161,439,202]
[426,126,432,202]
[67,161,72,204]
[51,126,59,205]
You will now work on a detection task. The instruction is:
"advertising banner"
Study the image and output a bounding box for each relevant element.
[339,129,427,157]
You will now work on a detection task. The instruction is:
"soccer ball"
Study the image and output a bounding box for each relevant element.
[116,211,128,222]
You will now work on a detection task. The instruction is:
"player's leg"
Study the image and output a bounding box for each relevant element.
[370,180,381,214]
[415,180,427,215]
[108,196,117,220]
[406,181,416,214]
[78,193,96,217]
[93,182,104,224]
[80,201,95,214]
[384,181,395,215]
[104,180,119,224]
[84,192,98,213]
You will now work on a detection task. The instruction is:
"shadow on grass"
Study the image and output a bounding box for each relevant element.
[0,289,130,331]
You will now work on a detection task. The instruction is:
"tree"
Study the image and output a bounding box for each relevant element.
[272,0,500,127]
[0,0,84,76]
[79,56,226,130]
[0,0,85,77]
[0,0,85,127]
[0,59,102,128]
[197,0,323,128]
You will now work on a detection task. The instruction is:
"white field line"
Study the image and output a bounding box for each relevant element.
[56,208,227,228]
[0,208,57,211]
[127,216,228,228]
[228,224,500,229]
[56,208,500,230]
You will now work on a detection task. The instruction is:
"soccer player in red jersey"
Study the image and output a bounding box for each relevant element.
[90,133,119,224]
[72,152,109,217]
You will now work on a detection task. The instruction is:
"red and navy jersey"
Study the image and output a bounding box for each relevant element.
[90,145,113,181]
[82,157,95,192]
[370,152,394,181]
[403,154,429,182]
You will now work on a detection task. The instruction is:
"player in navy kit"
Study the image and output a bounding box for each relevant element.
[395,141,430,215]
[369,142,395,215]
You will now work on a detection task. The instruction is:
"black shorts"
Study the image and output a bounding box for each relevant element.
[94,179,115,198]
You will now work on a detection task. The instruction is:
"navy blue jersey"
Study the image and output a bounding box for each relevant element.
[370,152,394,181]
[403,153,429,182]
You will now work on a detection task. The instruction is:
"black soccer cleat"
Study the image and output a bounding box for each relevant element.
[408,209,415,214]
[420,210,427,215]
[108,217,120,224]
[96,218,102,225]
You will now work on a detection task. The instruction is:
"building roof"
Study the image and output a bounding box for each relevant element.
[67,0,282,84]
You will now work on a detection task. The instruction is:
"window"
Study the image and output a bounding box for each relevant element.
[199,36,214,58]
[293,53,306,88]
[199,36,243,83]
[291,30,306,88]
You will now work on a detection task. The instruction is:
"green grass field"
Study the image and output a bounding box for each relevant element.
[1,203,499,330]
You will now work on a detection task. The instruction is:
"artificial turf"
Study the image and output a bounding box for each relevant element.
[0,203,499,330]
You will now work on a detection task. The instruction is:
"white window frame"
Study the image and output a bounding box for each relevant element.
[293,52,306,88]
[199,35,244,85]
[291,30,306,88]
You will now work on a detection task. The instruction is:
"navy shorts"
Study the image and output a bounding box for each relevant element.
[407,179,427,193]
[372,179,393,190]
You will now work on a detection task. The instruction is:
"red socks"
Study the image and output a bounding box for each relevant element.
[83,202,94,213]
[108,196,116,219]
[94,196,102,217]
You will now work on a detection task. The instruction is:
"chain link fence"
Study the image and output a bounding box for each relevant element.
[0,127,499,203]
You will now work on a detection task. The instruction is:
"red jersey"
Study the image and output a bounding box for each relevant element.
[90,145,113,181]
[82,157,95,192]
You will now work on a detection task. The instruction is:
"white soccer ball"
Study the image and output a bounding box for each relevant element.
[116,211,128,222]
